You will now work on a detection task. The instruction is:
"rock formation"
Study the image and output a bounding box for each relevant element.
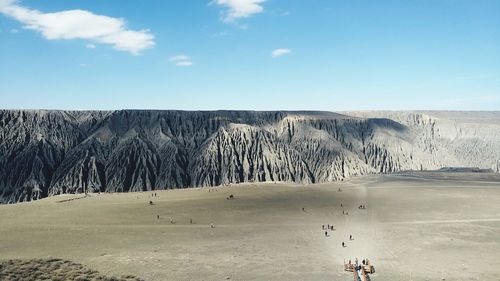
[0,110,498,203]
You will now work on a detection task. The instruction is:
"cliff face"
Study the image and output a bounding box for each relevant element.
[0,110,499,203]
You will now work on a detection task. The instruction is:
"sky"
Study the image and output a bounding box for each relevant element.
[0,0,499,111]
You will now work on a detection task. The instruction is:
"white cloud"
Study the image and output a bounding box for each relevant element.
[271,48,291,58]
[169,55,190,62]
[0,0,154,55]
[169,55,193,67]
[212,0,265,22]
[86,43,96,49]
[10,28,18,33]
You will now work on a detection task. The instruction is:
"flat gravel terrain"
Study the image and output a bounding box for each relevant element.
[1,173,499,280]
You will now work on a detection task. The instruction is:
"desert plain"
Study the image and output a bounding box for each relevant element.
[1,172,500,281]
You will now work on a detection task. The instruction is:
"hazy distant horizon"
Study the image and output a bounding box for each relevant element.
[1,108,500,113]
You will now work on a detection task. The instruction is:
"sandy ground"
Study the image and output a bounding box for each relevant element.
[0,173,499,281]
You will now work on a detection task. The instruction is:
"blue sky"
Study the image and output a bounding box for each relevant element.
[0,0,499,111]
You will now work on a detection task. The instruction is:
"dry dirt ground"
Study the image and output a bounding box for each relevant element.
[0,172,499,281]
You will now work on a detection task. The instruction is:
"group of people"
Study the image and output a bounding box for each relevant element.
[322,224,335,231]
[155,215,195,225]
[322,224,335,236]
[347,258,370,271]
[341,235,354,247]
[338,202,364,248]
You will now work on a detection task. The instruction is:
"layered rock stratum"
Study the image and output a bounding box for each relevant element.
[0,110,498,203]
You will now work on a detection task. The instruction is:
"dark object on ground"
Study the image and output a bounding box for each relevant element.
[0,258,143,281]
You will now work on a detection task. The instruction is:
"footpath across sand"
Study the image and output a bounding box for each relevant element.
[0,173,499,280]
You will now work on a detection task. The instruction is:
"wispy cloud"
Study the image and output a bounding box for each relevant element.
[0,0,154,55]
[169,55,193,67]
[271,48,291,58]
[175,61,193,67]
[86,43,96,49]
[211,0,265,23]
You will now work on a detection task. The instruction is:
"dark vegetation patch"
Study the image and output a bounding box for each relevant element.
[0,258,143,281]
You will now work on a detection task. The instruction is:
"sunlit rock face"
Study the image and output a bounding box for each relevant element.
[1,109,499,203]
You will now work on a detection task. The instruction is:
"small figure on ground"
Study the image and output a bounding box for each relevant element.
[302,207,305,212]
[157,215,160,220]
[324,231,328,237]
[149,200,153,205]
[322,225,325,230]
[190,218,193,224]
[350,235,353,240]
[342,242,345,247]
[210,223,215,228]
